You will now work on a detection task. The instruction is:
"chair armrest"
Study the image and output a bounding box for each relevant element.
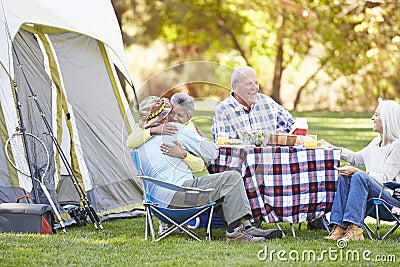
[383,181,400,190]
[139,175,214,194]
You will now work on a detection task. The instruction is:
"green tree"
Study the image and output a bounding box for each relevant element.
[113,0,400,111]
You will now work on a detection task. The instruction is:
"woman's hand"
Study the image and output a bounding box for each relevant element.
[336,165,361,176]
[318,139,340,150]
[160,141,187,159]
[150,123,178,136]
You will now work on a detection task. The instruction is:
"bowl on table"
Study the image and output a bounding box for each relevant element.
[268,134,287,146]
[285,135,297,146]
[267,134,297,146]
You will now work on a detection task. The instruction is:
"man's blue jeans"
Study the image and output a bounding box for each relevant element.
[330,171,400,228]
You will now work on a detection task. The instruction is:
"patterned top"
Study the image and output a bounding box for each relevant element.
[211,93,294,141]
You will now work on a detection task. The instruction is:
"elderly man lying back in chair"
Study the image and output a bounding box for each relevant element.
[127,96,282,243]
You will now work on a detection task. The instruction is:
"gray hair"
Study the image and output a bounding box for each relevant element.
[231,66,256,87]
[378,99,400,142]
[171,93,194,117]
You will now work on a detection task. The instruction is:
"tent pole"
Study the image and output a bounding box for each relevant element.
[11,80,40,202]
[128,81,140,112]
[3,61,68,233]
[31,93,103,229]
[11,44,103,230]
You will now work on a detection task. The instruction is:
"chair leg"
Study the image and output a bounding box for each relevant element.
[147,207,156,241]
[381,223,400,240]
[144,205,154,241]
[290,223,296,237]
[276,223,285,237]
[206,205,215,241]
[364,223,374,240]
[322,218,331,235]
[145,207,149,241]
[152,208,202,241]
[375,204,381,240]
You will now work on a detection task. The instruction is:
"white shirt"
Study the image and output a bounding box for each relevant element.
[341,137,400,184]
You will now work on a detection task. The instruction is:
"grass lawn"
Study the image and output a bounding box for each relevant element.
[1,111,399,266]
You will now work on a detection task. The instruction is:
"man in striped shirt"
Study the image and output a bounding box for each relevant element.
[212,66,294,141]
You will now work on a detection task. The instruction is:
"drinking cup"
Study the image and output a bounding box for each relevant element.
[304,135,317,149]
[216,133,229,145]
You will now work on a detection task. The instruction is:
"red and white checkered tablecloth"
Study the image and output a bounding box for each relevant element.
[209,146,340,223]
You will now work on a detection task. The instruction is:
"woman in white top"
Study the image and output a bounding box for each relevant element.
[320,99,400,242]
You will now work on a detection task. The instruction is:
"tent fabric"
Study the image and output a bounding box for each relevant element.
[14,29,57,192]
[0,0,130,80]
[0,0,143,218]
[49,32,142,210]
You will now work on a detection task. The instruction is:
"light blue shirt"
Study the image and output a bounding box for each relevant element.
[137,122,218,206]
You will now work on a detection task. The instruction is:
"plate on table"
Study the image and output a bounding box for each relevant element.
[316,144,330,149]
[218,139,243,146]
[217,145,246,148]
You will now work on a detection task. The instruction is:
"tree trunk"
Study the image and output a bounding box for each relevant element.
[272,41,283,104]
[271,14,285,104]
[217,14,251,67]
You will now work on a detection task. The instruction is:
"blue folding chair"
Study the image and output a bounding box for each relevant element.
[130,150,216,241]
[364,181,400,240]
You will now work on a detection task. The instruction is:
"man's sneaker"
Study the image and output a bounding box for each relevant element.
[323,225,346,241]
[225,230,265,243]
[158,222,169,235]
[244,227,283,239]
[338,224,364,242]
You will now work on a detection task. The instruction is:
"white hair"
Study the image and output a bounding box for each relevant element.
[171,93,194,117]
[378,99,400,142]
[230,66,256,88]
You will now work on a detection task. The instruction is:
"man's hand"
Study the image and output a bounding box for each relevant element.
[160,141,187,159]
[150,123,178,136]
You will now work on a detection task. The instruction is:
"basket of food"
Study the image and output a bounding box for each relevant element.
[268,133,297,146]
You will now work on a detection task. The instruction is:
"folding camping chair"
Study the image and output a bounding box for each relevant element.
[364,181,400,240]
[130,150,216,242]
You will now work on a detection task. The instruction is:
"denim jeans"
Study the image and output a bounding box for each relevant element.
[330,171,400,228]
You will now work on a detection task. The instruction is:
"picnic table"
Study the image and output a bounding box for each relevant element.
[209,145,341,224]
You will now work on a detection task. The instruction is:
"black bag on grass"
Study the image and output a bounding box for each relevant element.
[0,203,54,234]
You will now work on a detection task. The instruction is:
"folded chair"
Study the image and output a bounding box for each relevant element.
[364,181,400,240]
[131,150,216,241]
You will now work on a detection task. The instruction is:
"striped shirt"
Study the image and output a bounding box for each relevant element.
[211,93,294,140]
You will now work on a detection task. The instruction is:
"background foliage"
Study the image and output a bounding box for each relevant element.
[112,0,399,111]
